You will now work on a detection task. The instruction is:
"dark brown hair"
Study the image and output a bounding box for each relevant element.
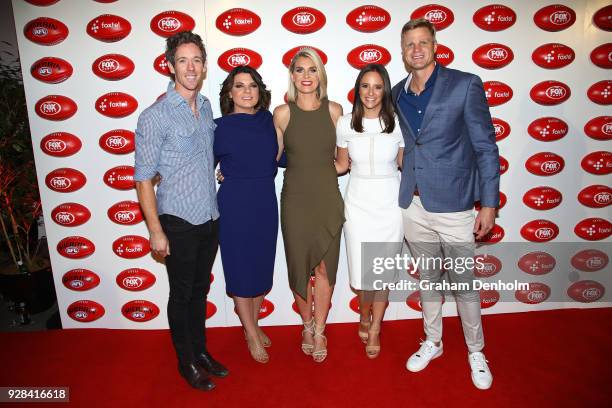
[164,31,206,81]
[219,65,271,116]
[401,18,437,40]
[351,64,395,134]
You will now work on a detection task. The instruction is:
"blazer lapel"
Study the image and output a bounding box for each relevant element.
[395,77,417,141]
[419,66,450,136]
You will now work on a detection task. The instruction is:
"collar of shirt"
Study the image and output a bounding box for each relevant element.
[166,81,206,112]
[404,63,439,95]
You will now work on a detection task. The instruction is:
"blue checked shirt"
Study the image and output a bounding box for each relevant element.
[134,82,219,224]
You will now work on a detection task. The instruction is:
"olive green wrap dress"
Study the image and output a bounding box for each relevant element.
[281,98,345,299]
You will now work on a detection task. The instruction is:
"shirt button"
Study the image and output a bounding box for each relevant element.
[418,110,422,114]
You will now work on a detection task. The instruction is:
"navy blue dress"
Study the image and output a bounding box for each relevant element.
[214,110,278,297]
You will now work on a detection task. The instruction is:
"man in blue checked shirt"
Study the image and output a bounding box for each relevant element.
[135,31,228,392]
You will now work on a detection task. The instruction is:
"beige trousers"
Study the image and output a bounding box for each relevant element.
[402,196,484,353]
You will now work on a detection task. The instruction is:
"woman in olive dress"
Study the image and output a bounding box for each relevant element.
[273,48,344,363]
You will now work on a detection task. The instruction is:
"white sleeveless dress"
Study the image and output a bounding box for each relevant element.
[336,114,404,290]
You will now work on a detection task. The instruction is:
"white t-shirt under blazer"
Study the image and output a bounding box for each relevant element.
[336,113,404,290]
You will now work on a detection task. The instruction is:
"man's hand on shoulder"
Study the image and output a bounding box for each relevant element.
[473,207,496,240]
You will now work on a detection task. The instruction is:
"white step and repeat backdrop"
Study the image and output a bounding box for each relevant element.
[12,0,611,329]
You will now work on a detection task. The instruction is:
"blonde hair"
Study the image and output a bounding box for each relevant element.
[287,47,327,103]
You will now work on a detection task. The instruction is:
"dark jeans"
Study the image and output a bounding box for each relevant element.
[159,214,219,366]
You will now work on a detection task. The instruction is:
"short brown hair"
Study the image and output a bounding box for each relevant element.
[401,18,436,40]
[164,31,206,81]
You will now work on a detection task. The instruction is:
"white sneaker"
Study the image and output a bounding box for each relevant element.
[406,340,443,372]
[469,352,493,390]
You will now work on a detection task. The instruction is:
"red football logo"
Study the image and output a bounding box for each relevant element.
[581,151,612,175]
[518,251,556,275]
[282,46,328,67]
[216,8,261,36]
[476,224,504,244]
[92,54,134,80]
[483,81,513,106]
[578,185,611,208]
[107,200,143,225]
[116,268,156,291]
[349,296,361,314]
[347,89,355,104]
[24,17,68,45]
[258,299,275,319]
[25,0,60,5]
[525,152,565,176]
[473,4,516,31]
[515,282,551,304]
[531,43,575,69]
[87,14,131,42]
[112,235,151,259]
[499,155,509,175]
[281,7,326,34]
[206,301,217,318]
[523,186,562,210]
[567,280,605,303]
[587,80,612,105]
[150,11,195,37]
[45,168,86,192]
[31,57,72,83]
[584,116,612,141]
[520,219,559,242]
[57,236,95,259]
[153,54,170,76]
[62,269,100,291]
[480,289,499,309]
[472,43,513,69]
[527,117,568,142]
[492,117,510,142]
[474,254,502,278]
[347,44,391,69]
[574,218,612,241]
[67,300,105,323]
[217,48,263,72]
[571,249,609,272]
[411,4,454,31]
[346,5,391,33]
[99,129,135,154]
[590,43,612,69]
[35,95,77,121]
[435,43,454,66]
[593,5,612,31]
[103,165,135,190]
[95,92,138,117]
[530,80,570,105]
[51,203,91,227]
[121,300,159,322]
[40,132,81,157]
[534,4,576,32]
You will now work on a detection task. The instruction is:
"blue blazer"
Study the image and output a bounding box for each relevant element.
[392,66,500,212]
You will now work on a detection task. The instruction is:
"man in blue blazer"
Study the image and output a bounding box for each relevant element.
[392,19,500,390]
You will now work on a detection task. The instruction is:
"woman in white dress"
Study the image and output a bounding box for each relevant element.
[335,64,404,358]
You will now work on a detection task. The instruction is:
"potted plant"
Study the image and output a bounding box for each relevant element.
[0,43,55,324]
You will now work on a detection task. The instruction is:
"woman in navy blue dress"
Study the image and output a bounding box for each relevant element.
[214,66,280,364]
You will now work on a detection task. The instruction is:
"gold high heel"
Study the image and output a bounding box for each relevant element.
[313,323,328,363]
[245,328,272,348]
[365,326,381,359]
[301,318,314,355]
[245,333,269,364]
